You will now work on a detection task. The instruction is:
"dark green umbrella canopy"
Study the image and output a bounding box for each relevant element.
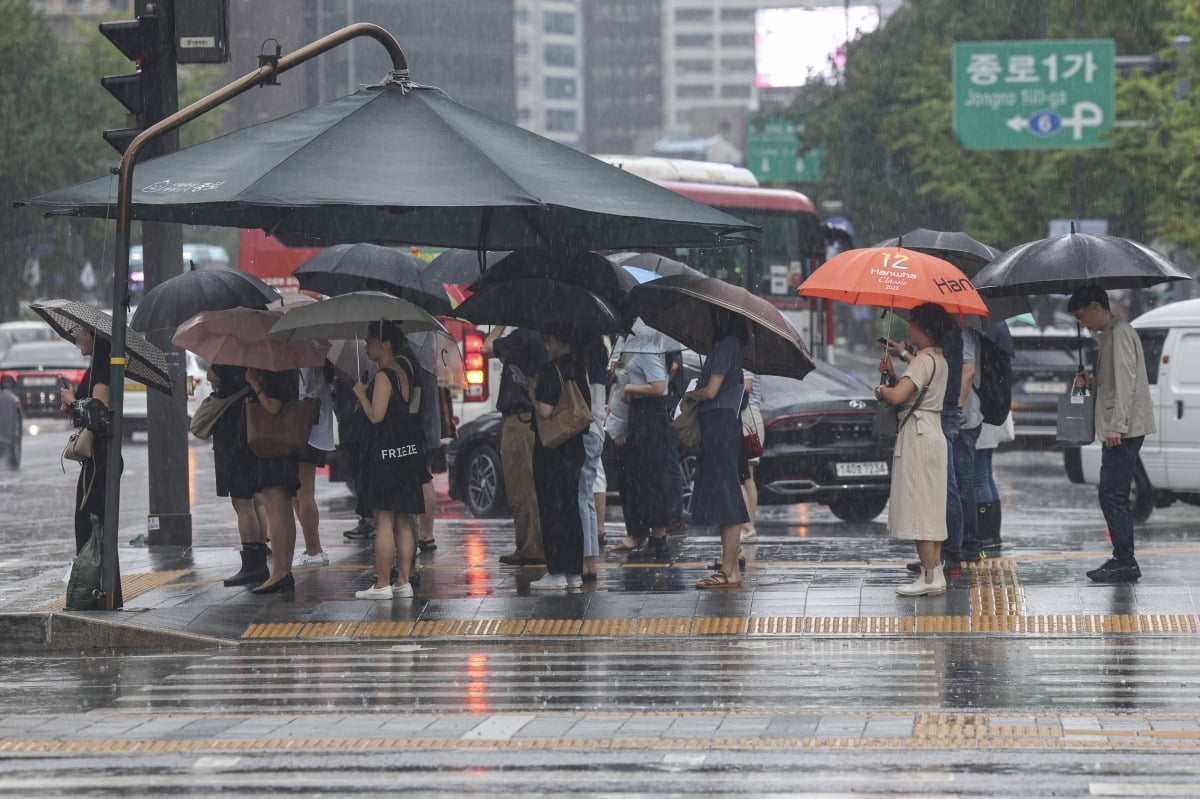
[22,81,757,251]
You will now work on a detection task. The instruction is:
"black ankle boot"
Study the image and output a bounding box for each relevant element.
[224,543,270,587]
[979,501,1003,552]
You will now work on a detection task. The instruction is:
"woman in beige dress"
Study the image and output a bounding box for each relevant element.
[876,302,951,596]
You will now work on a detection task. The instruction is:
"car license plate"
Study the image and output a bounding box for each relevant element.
[22,377,57,386]
[1024,380,1067,394]
[835,461,888,478]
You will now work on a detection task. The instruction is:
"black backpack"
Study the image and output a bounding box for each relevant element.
[975,332,1013,426]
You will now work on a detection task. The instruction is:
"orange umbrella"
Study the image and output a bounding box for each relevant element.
[798,246,989,317]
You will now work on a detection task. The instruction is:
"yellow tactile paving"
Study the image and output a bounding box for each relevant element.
[38,569,193,612]
[241,622,304,639]
[693,616,748,634]
[523,618,582,635]
[412,620,473,636]
[467,619,527,636]
[636,617,692,635]
[578,618,636,635]
[353,621,415,638]
[298,622,359,639]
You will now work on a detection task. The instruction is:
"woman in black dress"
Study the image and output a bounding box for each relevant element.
[244,366,301,594]
[208,365,268,588]
[528,324,590,591]
[352,321,430,600]
[58,328,112,556]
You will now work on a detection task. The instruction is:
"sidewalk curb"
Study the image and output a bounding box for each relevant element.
[0,612,229,653]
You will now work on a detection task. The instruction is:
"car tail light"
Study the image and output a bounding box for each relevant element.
[463,330,488,402]
[61,369,87,386]
[765,412,824,434]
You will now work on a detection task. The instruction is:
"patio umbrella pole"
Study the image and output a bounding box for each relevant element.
[98,23,408,610]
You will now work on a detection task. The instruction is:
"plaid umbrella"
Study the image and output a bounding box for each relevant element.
[31,299,172,394]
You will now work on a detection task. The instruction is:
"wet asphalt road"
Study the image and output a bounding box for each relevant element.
[3,417,1200,796]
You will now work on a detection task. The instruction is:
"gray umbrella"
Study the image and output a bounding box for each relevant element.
[22,80,756,251]
[31,299,172,394]
[974,233,1193,296]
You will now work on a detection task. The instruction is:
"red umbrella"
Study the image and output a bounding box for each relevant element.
[799,246,989,317]
[173,308,329,371]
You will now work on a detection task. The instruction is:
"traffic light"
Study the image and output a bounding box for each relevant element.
[99,15,164,155]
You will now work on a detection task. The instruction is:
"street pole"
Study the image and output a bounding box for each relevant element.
[98,23,409,609]
[134,0,192,550]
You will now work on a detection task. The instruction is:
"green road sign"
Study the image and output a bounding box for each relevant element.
[746,118,824,182]
[953,39,1114,150]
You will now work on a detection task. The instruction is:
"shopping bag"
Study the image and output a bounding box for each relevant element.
[537,365,592,449]
[65,514,103,611]
[1056,387,1095,445]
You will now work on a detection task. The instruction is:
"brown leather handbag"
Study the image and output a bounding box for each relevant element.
[245,397,318,459]
[536,364,592,449]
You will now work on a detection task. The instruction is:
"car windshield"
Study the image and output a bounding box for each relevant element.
[0,342,88,368]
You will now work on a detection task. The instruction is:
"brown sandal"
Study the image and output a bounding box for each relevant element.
[611,537,646,553]
[695,571,742,590]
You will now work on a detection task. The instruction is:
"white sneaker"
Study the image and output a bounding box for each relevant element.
[393,582,414,598]
[896,564,946,596]
[530,573,568,590]
[739,528,759,543]
[355,584,393,600]
[565,574,583,588]
[294,550,329,567]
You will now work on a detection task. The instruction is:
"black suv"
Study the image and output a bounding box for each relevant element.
[447,360,892,523]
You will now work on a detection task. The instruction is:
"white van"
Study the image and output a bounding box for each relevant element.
[1064,298,1200,522]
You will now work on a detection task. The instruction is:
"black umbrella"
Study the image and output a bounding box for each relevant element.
[31,299,172,394]
[974,233,1193,296]
[424,249,510,285]
[606,251,704,279]
[22,80,756,251]
[455,279,627,334]
[130,265,280,334]
[627,275,815,380]
[468,249,637,309]
[873,228,1029,322]
[293,243,453,315]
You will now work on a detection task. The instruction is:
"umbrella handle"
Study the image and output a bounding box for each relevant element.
[1075,321,1085,372]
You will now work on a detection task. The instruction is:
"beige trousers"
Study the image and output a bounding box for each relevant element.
[500,412,543,560]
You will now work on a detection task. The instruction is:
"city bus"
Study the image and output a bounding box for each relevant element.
[592,155,830,353]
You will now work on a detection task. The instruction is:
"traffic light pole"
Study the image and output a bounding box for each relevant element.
[99,23,409,609]
[133,0,192,550]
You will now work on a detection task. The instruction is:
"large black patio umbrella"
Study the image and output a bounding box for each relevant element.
[293,243,453,315]
[130,265,280,334]
[22,80,756,251]
[974,232,1193,296]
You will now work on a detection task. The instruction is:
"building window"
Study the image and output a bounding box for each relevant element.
[546,77,577,99]
[677,59,714,74]
[721,58,755,73]
[720,84,752,98]
[545,43,576,67]
[675,8,713,23]
[546,109,578,131]
[518,74,530,90]
[720,8,756,22]
[675,34,714,48]
[514,8,528,24]
[677,84,714,99]
[720,33,754,48]
[516,40,529,56]
[544,10,576,35]
[518,108,531,123]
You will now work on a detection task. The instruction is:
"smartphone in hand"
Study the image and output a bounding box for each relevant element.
[507,364,529,387]
[57,375,73,390]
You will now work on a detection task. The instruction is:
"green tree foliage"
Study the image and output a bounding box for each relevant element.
[794,0,1195,255]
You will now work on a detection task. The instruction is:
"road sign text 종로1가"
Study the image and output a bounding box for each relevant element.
[952,39,1115,150]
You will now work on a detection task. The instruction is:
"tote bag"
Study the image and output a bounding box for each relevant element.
[189,386,250,440]
[245,397,319,459]
[1056,386,1095,445]
[672,399,703,455]
[537,364,593,449]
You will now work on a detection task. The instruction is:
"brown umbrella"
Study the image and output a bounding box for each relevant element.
[627,275,815,380]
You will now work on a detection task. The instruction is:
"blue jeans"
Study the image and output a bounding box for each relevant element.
[942,411,962,558]
[578,429,602,558]
[666,424,684,524]
[954,424,981,552]
[973,448,998,504]
[1099,435,1144,565]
